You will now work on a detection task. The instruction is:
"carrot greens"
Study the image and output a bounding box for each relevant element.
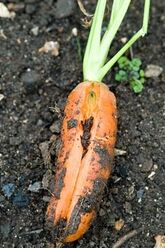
[83,0,150,82]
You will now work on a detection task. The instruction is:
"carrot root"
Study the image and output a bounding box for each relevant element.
[46,81,117,242]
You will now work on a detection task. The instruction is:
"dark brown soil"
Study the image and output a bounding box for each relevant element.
[0,1,164,248]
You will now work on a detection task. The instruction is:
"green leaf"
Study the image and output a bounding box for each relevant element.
[118,56,129,68]
[130,79,144,93]
[130,71,140,79]
[119,70,128,79]
[140,69,145,77]
[115,73,122,81]
[133,66,140,71]
[115,70,128,81]
[132,58,142,67]
[140,77,145,84]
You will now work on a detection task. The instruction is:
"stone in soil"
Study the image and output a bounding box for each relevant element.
[116,164,128,178]
[139,159,153,172]
[39,141,51,166]
[145,64,163,78]
[2,183,15,198]
[49,120,61,133]
[12,191,29,207]
[31,26,39,36]
[55,0,76,19]
[0,222,11,238]
[28,181,41,192]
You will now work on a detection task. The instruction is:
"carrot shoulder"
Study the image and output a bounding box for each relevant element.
[46,81,117,242]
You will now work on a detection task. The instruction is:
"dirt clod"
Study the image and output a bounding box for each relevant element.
[67,118,78,129]
[81,116,94,154]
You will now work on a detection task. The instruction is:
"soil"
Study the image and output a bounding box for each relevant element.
[0,1,165,248]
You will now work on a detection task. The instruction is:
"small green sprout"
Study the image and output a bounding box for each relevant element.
[115,56,145,93]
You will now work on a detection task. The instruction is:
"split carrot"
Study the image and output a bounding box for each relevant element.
[46,0,150,243]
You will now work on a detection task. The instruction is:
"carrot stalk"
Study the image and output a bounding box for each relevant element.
[83,0,150,82]
[46,0,150,243]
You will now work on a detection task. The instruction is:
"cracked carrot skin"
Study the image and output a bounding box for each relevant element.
[46,81,117,243]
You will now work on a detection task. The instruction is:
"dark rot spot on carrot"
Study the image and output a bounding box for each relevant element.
[46,207,56,229]
[63,151,69,164]
[75,99,80,105]
[82,177,107,212]
[112,112,117,120]
[66,177,107,237]
[54,168,66,199]
[81,116,94,156]
[94,145,113,168]
[67,119,78,129]
[66,206,81,236]
[52,218,67,241]
[75,110,80,115]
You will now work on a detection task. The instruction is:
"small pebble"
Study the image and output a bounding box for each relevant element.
[13,192,29,207]
[99,208,106,217]
[148,171,156,179]
[39,41,60,56]
[124,201,132,214]
[89,241,96,247]
[120,37,128,43]
[28,181,41,192]
[0,3,13,18]
[2,183,15,198]
[154,235,165,248]
[0,93,5,101]
[72,27,78,36]
[137,188,144,203]
[43,196,51,202]
[37,119,44,126]
[0,222,10,238]
[55,0,76,19]
[31,26,39,36]
[116,165,128,178]
[145,64,163,78]
[39,141,51,165]
[49,120,61,133]
[140,159,153,172]
[153,164,158,171]
[114,218,125,231]
[0,195,5,202]
[42,170,54,191]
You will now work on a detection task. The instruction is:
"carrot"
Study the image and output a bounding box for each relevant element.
[46,0,150,243]
[46,81,117,242]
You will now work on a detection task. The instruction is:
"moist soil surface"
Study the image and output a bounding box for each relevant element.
[0,1,165,248]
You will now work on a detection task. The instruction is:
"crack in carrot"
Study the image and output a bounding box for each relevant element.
[81,116,94,158]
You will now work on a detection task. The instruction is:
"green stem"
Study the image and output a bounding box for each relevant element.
[99,0,131,67]
[98,29,143,81]
[83,0,106,81]
[83,0,150,82]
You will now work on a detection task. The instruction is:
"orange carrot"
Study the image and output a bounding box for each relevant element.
[46,0,150,243]
[46,82,117,242]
